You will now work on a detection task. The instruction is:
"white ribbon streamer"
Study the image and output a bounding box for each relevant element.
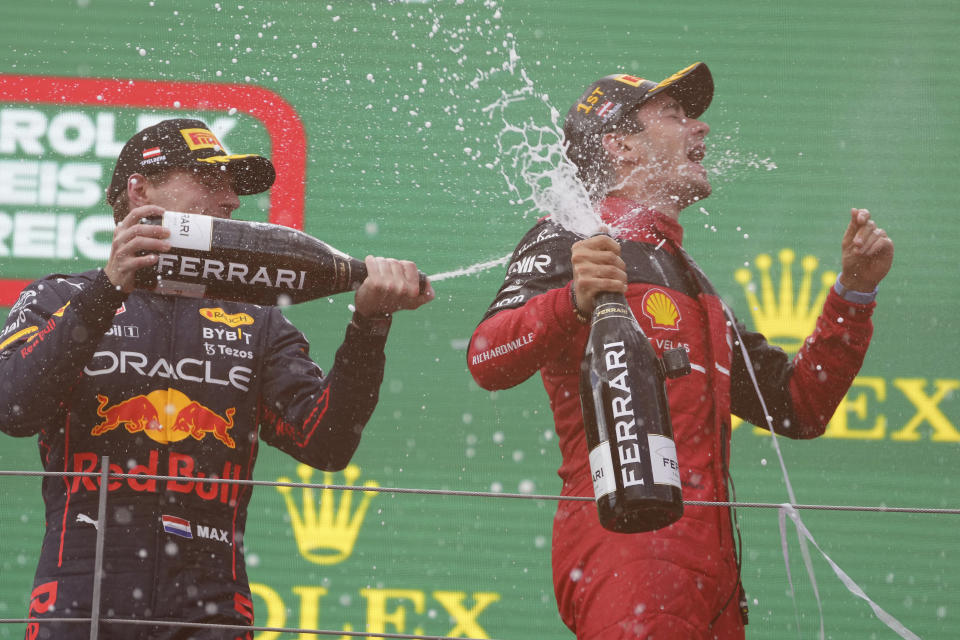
[779,504,920,640]
[723,303,919,639]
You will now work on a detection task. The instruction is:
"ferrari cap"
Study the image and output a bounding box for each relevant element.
[563,62,714,151]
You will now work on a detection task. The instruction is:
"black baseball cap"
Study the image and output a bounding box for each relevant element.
[106,118,276,205]
[563,62,714,157]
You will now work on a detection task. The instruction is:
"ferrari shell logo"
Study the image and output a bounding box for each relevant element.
[641,288,681,330]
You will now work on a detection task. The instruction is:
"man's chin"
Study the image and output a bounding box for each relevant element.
[677,182,712,210]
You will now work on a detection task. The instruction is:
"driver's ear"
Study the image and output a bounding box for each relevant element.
[127,173,151,207]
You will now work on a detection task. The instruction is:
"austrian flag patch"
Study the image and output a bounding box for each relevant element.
[142,147,162,159]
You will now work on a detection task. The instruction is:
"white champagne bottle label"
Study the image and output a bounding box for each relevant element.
[648,434,681,488]
[588,442,617,499]
[163,210,213,251]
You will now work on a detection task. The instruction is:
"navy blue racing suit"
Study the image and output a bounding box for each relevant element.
[0,269,391,639]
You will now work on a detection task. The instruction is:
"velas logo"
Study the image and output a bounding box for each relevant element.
[734,249,835,354]
[276,463,379,565]
[200,307,255,328]
[0,73,307,308]
[180,127,223,151]
[642,288,681,330]
[91,389,237,448]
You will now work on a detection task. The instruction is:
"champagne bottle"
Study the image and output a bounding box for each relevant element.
[135,211,426,305]
[579,290,691,533]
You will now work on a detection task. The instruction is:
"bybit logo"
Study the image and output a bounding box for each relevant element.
[276,463,379,565]
[734,249,835,354]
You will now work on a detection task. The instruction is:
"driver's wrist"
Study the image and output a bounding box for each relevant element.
[835,275,877,304]
[351,310,392,336]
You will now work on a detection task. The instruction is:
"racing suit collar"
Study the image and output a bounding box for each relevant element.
[597,196,684,247]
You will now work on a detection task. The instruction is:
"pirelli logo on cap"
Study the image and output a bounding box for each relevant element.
[180,128,223,151]
[614,74,645,87]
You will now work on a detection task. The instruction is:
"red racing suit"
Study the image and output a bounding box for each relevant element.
[0,269,391,640]
[467,197,876,639]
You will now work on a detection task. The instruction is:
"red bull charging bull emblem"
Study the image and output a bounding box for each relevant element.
[92,389,237,448]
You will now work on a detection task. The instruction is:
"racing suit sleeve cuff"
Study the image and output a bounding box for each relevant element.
[833,276,878,304]
[347,311,392,345]
[71,269,129,335]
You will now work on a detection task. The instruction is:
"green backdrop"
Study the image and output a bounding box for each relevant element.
[0,1,956,638]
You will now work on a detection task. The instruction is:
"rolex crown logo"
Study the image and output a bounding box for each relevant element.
[734,249,835,354]
[277,463,379,565]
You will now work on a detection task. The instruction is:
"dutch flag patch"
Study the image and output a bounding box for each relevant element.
[161,515,193,539]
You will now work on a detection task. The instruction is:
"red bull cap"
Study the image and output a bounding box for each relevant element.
[106,118,276,205]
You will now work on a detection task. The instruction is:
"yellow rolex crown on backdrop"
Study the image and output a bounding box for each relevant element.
[734,249,836,354]
[276,463,380,565]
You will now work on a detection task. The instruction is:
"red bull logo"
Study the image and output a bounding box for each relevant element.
[173,401,237,448]
[26,581,57,640]
[92,389,237,448]
[70,449,243,506]
[92,394,162,434]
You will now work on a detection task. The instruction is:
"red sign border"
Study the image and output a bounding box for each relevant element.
[0,73,307,306]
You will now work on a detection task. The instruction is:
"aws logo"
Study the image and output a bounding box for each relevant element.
[199,307,254,328]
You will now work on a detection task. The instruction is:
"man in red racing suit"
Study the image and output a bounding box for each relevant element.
[468,63,893,639]
[0,118,434,639]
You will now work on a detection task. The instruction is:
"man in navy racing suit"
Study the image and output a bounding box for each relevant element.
[0,118,434,639]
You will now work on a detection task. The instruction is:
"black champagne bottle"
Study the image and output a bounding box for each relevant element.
[135,211,426,305]
[579,291,690,533]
